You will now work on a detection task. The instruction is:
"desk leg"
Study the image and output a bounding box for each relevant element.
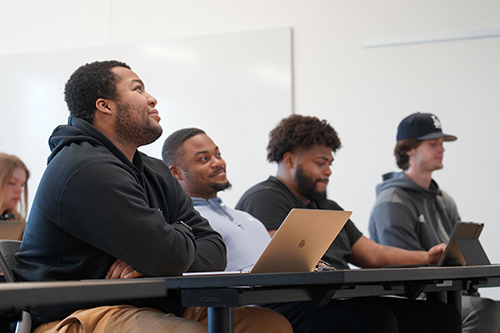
[427,291,462,333]
[447,291,462,315]
[427,291,447,303]
[208,307,234,333]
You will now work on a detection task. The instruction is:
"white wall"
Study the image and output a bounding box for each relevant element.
[1,0,500,298]
[0,28,293,219]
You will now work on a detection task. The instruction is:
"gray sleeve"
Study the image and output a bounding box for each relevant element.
[369,201,425,251]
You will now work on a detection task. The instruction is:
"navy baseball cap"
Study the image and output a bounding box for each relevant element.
[397,112,457,142]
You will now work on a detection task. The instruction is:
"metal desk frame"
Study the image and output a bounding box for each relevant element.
[165,265,500,333]
[1,265,500,333]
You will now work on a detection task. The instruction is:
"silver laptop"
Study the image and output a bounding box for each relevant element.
[249,209,352,273]
[184,208,352,276]
[0,220,24,240]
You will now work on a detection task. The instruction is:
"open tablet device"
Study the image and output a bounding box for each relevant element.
[384,221,490,268]
[437,221,490,266]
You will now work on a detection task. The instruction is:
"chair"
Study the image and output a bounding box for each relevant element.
[0,240,31,333]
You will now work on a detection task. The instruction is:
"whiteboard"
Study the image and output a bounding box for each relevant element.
[0,28,293,209]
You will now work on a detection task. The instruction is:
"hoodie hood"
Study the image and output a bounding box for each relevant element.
[376,171,442,197]
[47,116,132,168]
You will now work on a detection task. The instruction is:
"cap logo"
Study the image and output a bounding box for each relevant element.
[431,115,442,129]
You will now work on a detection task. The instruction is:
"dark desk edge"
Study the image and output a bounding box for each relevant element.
[0,278,167,309]
[166,265,500,289]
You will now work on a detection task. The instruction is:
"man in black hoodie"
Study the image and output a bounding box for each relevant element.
[369,112,500,333]
[13,60,291,333]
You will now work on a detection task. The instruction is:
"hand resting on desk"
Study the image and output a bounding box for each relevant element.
[105,259,147,279]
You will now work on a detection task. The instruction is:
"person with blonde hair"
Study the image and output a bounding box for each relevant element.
[0,153,30,237]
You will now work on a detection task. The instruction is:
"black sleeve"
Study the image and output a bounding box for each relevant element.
[58,161,226,277]
[236,187,294,231]
[321,200,363,247]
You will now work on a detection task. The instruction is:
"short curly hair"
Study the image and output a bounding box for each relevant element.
[267,114,342,163]
[64,60,131,124]
[394,138,422,170]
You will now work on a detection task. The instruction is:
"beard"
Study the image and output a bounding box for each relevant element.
[206,166,232,194]
[184,167,232,197]
[210,180,232,193]
[115,102,163,147]
[295,165,327,203]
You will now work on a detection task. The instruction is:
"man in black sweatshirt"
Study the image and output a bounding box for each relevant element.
[14,60,291,333]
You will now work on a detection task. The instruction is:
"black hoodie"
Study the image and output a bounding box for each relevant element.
[14,117,226,322]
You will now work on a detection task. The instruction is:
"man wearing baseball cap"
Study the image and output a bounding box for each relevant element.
[368,112,500,333]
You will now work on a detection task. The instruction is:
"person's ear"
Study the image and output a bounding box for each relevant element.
[170,166,184,180]
[282,151,297,168]
[95,98,113,115]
